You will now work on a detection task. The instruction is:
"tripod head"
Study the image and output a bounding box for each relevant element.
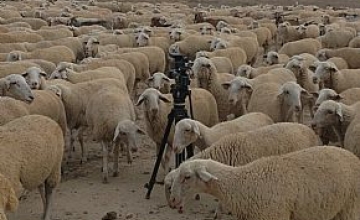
[168,51,193,104]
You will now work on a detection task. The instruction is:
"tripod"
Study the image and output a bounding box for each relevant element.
[144,54,194,199]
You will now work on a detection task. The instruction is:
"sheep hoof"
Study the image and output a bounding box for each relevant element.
[102,178,109,184]
[113,172,119,177]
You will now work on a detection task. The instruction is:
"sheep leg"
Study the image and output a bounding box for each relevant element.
[125,143,133,164]
[78,127,87,164]
[42,182,55,220]
[113,143,120,177]
[102,141,109,184]
[38,184,46,210]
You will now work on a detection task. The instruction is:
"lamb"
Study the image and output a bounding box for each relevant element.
[314,61,360,93]
[168,146,360,220]
[247,82,313,123]
[317,30,355,48]
[86,87,145,183]
[172,112,274,153]
[7,46,76,65]
[196,48,247,73]
[0,115,64,220]
[192,57,240,121]
[169,35,213,60]
[278,38,322,57]
[0,74,34,103]
[136,88,219,180]
[210,37,258,65]
[236,64,284,79]
[311,100,360,147]
[46,78,128,163]
[263,51,289,65]
[316,48,360,69]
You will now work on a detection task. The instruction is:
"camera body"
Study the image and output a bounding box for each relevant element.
[168,52,193,104]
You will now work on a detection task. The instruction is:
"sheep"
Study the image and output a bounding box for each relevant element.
[314,88,360,110]
[296,24,320,38]
[53,60,136,95]
[7,46,76,65]
[250,26,272,49]
[278,38,322,57]
[344,112,360,159]
[136,88,219,180]
[0,32,44,43]
[349,36,360,48]
[86,87,145,183]
[4,17,48,30]
[223,68,296,110]
[236,64,284,79]
[21,66,47,90]
[210,37,258,65]
[0,74,34,103]
[314,61,360,93]
[48,67,127,88]
[317,30,355,48]
[247,82,313,123]
[168,146,360,220]
[136,32,170,54]
[196,48,247,73]
[165,121,319,211]
[296,52,319,68]
[46,78,128,163]
[192,57,240,121]
[97,52,151,85]
[169,35,213,60]
[169,28,191,42]
[117,47,166,74]
[0,115,64,220]
[285,56,319,119]
[326,57,349,70]
[172,112,274,153]
[146,72,172,94]
[209,57,233,74]
[277,22,301,45]
[316,48,360,69]
[0,97,30,126]
[263,51,289,65]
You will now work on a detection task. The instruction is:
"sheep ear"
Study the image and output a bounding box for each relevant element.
[136,127,146,135]
[159,94,171,103]
[21,71,28,77]
[136,94,145,106]
[331,94,343,101]
[40,71,47,77]
[336,103,344,122]
[221,82,231,90]
[243,83,253,92]
[145,76,154,84]
[5,187,18,212]
[309,65,316,72]
[191,122,201,137]
[162,76,171,83]
[113,124,121,142]
[196,166,218,183]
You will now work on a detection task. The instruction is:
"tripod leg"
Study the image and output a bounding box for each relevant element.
[145,111,175,199]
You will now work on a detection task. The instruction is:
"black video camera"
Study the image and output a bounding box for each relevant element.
[168,52,193,104]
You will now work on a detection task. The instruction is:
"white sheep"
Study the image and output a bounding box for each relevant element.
[0,74,34,103]
[247,81,313,123]
[326,57,349,70]
[317,30,355,48]
[236,64,284,79]
[278,38,322,57]
[296,24,320,38]
[263,51,289,65]
[316,48,360,69]
[0,115,64,220]
[165,122,319,211]
[136,88,219,180]
[192,57,240,121]
[172,112,273,153]
[169,146,360,220]
[314,61,360,93]
[314,88,360,110]
[209,56,233,74]
[196,48,247,74]
[169,35,213,60]
[146,72,172,94]
[136,32,170,55]
[311,100,360,147]
[21,66,47,90]
[86,87,145,183]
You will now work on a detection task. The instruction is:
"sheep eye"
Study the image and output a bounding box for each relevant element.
[284,90,289,94]
[184,176,191,180]
[184,129,191,132]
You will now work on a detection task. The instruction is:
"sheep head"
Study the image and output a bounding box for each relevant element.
[0,74,34,103]
[313,89,343,111]
[172,119,201,154]
[21,67,47,90]
[311,100,345,135]
[222,77,253,107]
[192,57,217,90]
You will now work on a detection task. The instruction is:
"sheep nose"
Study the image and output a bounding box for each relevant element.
[32,82,38,87]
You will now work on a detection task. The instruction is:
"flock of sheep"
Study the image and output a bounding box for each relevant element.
[2,0,360,220]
